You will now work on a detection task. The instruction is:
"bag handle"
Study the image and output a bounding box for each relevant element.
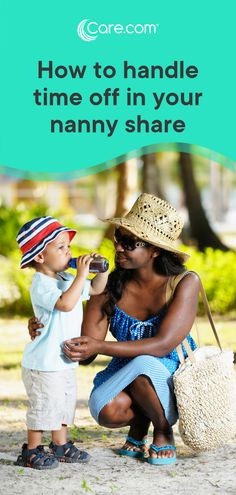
[196,273,222,351]
[166,270,222,365]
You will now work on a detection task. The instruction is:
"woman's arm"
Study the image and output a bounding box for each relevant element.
[64,272,200,362]
[63,292,109,364]
[28,316,44,340]
[89,271,109,296]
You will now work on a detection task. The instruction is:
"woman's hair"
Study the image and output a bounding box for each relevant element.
[102,248,186,319]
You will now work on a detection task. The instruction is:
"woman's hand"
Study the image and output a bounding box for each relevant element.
[63,336,102,361]
[28,316,44,340]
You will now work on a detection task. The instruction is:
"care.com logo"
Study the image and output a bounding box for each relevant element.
[77,19,159,42]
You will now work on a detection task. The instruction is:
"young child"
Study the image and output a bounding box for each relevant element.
[15,216,108,469]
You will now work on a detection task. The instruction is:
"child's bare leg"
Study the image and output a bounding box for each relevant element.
[28,430,43,449]
[51,424,67,445]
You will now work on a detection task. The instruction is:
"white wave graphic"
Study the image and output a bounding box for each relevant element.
[77,19,97,42]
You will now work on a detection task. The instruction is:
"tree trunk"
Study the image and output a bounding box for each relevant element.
[103,159,138,240]
[141,153,166,198]
[178,152,229,251]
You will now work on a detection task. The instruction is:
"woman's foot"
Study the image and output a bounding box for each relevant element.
[120,416,150,458]
[120,435,148,458]
[148,427,176,464]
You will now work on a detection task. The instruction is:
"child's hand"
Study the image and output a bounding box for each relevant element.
[75,254,93,278]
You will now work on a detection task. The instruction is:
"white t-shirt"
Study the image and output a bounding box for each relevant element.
[22,272,91,371]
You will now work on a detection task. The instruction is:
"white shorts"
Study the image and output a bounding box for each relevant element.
[22,367,77,431]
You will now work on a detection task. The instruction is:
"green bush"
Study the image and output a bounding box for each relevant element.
[0,238,235,317]
[185,247,236,314]
[0,251,33,316]
[0,204,50,256]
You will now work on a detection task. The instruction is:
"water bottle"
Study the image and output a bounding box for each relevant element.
[69,256,109,273]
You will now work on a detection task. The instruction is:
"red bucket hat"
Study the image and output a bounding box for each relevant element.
[16,216,77,268]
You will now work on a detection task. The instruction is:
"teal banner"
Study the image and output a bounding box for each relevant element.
[1,1,235,176]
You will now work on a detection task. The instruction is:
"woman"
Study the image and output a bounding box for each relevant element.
[30,193,200,465]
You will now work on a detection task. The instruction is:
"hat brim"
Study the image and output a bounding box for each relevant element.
[103,217,190,261]
[21,228,77,268]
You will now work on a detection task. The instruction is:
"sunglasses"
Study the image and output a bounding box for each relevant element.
[114,229,150,251]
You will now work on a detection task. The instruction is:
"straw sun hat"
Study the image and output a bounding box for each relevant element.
[105,193,189,261]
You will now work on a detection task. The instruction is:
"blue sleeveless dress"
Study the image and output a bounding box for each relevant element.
[89,306,197,426]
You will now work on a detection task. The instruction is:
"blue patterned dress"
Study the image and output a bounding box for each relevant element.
[89,306,197,425]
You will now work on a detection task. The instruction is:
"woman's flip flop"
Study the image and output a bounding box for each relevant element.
[147,444,176,465]
[119,436,147,458]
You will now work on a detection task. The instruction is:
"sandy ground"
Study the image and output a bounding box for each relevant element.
[1,368,236,495]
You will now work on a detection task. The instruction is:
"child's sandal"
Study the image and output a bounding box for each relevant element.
[16,443,59,470]
[49,441,90,463]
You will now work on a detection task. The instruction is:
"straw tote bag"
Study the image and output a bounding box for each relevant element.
[166,271,236,452]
